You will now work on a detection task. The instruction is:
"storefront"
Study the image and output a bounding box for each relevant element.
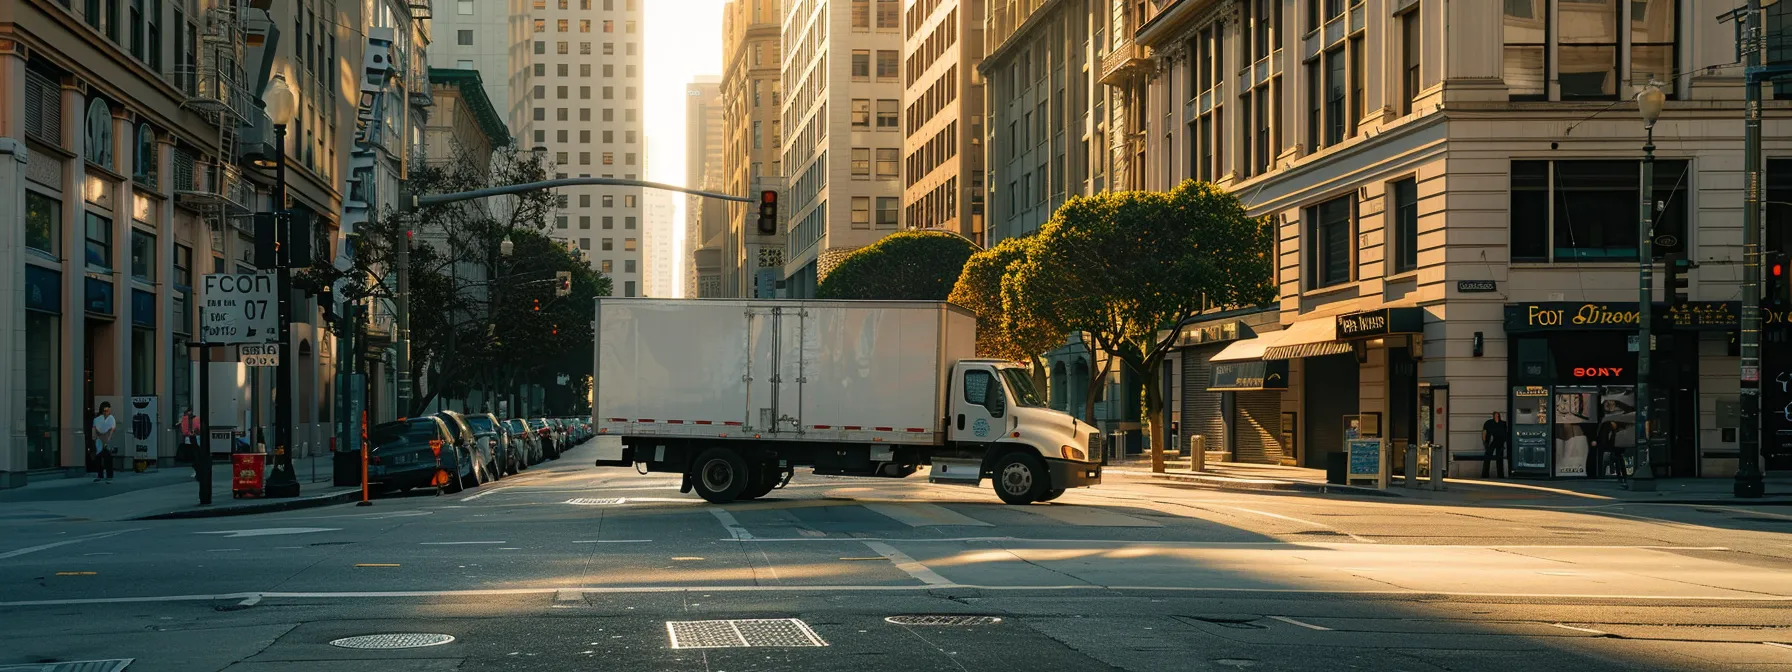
[1176,310,1285,464]
[1503,301,1735,479]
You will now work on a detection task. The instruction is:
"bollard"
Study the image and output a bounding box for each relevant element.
[1405,443,1419,489]
[1430,443,1447,491]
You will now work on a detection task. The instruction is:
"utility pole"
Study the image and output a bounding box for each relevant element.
[1735,0,1769,497]
[264,119,300,498]
[1631,84,1664,492]
[394,223,413,418]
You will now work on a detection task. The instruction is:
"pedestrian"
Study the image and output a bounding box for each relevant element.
[1480,411,1509,479]
[1595,419,1627,485]
[91,402,116,483]
[179,408,202,480]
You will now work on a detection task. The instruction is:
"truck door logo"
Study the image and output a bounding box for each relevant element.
[972,418,990,438]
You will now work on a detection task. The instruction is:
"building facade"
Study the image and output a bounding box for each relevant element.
[1137,0,1792,479]
[901,0,984,242]
[779,0,908,297]
[428,0,532,146]
[685,76,726,298]
[641,188,675,297]
[523,0,645,297]
[0,0,429,487]
[721,0,785,298]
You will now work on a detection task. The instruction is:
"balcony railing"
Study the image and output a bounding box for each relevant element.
[1099,40,1151,86]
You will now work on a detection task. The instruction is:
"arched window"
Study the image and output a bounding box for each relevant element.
[85,97,114,169]
[134,123,157,186]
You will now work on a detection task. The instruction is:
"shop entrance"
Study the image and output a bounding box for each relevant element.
[1302,353,1358,468]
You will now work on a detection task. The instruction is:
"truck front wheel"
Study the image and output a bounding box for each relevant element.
[992,451,1049,505]
[691,448,751,503]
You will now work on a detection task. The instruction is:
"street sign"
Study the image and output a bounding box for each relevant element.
[202,273,277,344]
[1744,365,1761,383]
[241,344,281,367]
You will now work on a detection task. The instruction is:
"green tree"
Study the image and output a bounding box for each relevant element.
[816,230,978,300]
[1004,180,1273,468]
[948,236,1058,392]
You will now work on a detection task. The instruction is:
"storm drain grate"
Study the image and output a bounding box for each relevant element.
[666,619,828,649]
[885,615,1003,626]
[329,633,456,650]
[0,660,134,672]
[565,498,624,506]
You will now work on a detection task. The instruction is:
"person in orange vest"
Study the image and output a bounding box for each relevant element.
[179,408,202,480]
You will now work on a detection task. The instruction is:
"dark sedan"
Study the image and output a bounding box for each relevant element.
[368,417,453,493]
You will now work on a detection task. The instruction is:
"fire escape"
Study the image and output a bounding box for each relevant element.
[175,0,254,231]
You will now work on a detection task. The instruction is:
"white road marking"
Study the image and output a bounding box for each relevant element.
[863,503,992,527]
[709,509,754,540]
[1267,615,1332,631]
[194,527,341,538]
[421,541,506,545]
[862,541,952,586]
[719,536,1720,551]
[236,594,263,607]
[4,584,1790,608]
[206,549,241,552]
[1550,623,1608,635]
[0,529,140,560]
[460,487,508,502]
[1761,641,1792,651]
[571,539,653,544]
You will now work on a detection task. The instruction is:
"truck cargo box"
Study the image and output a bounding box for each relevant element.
[595,300,977,446]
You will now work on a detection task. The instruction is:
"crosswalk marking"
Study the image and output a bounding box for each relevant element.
[863,503,992,527]
[1019,506,1162,528]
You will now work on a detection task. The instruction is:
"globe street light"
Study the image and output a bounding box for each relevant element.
[1629,82,1664,492]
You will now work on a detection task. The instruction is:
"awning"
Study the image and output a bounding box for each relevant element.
[1210,330,1286,362]
[1264,316,1351,361]
[1207,360,1290,391]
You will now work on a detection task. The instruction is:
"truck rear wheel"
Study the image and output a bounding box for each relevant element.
[992,451,1048,505]
[691,448,751,503]
[1038,488,1066,502]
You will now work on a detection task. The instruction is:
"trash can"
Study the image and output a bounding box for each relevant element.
[1325,451,1348,484]
[232,452,266,499]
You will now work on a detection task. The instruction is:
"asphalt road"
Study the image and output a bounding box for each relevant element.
[2,440,1790,672]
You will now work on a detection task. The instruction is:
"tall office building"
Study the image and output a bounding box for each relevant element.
[780,0,908,297]
[720,0,785,298]
[685,77,727,297]
[641,189,677,297]
[429,0,533,144]
[901,0,983,242]
[527,0,645,297]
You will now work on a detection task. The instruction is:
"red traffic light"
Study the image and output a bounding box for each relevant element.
[760,190,776,204]
[532,299,541,311]
[1774,262,1785,278]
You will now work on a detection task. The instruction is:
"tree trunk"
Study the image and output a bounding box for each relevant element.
[1143,361,1166,473]
[1083,352,1112,445]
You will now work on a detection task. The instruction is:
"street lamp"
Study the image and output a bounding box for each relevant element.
[501,236,515,257]
[1629,83,1664,492]
[263,74,302,498]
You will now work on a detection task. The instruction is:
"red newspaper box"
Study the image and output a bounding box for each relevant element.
[232,452,266,498]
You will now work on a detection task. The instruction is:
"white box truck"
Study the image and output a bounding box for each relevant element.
[592,299,1103,504]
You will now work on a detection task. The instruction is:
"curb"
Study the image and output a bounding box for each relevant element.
[133,488,361,520]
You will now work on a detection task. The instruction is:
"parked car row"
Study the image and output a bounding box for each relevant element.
[365,412,593,494]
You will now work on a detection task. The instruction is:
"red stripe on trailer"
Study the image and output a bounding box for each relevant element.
[608,418,627,422]
[812,425,832,429]
[843,426,862,430]
[723,421,743,426]
[905,428,927,433]
[874,427,894,432]
[638,419,655,423]
[694,420,713,425]
[667,420,684,424]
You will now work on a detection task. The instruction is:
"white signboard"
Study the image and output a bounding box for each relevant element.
[129,395,158,458]
[240,344,281,367]
[202,273,276,344]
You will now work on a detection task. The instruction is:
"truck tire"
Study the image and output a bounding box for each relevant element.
[691,448,751,503]
[739,463,782,500]
[992,451,1048,505]
[1039,488,1066,502]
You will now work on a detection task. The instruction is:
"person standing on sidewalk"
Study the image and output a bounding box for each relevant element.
[179,409,202,480]
[1480,412,1509,479]
[91,402,117,483]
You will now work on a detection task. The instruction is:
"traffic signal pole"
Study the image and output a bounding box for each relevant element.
[1736,0,1768,498]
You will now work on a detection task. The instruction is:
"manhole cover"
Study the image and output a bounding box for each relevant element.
[885,615,1003,626]
[329,633,456,649]
[0,661,134,672]
[566,498,623,506]
[666,619,827,649]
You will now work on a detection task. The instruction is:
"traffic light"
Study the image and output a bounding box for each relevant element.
[532,298,541,312]
[1769,252,1789,308]
[555,271,572,296]
[1663,253,1691,307]
[757,190,777,235]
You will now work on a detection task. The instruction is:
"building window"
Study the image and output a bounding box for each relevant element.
[876,148,899,178]
[623,238,636,251]
[1324,47,1346,146]
[26,191,60,255]
[876,50,898,79]
[876,197,898,229]
[535,41,545,54]
[579,216,591,229]
[625,216,637,229]
[556,216,569,229]
[851,197,870,228]
[852,0,869,29]
[1391,177,1418,273]
[601,259,613,273]
[1304,194,1352,289]
[602,238,614,251]
[557,41,568,54]
[131,328,154,396]
[876,99,898,129]
[625,259,636,274]
[602,194,614,208]
[851,99,870,127]
[534,19,545,32]
[1400,8,1421,116]
[1502,0,1676,101]
[603,216,614,229]
[624,281,636,297]
[1509,158,1689,263]
[851,148,870,177]
[130,229,155,281]
[86,213,113,269]
[852,50,870,80]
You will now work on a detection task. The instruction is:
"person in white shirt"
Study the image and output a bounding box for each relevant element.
[91,402,116,483]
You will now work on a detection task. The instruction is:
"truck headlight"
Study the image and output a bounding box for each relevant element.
[1060,445,1086,461]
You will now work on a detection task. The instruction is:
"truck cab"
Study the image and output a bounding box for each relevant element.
[939,360,1103,504]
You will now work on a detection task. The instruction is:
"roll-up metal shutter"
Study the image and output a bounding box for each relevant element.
[1181,346,1225,455]
[1232,391,1283,464]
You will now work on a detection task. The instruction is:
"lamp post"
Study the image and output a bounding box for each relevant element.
[1630,84,1664,492]
[262,74,302,498]
[496,235,513,417]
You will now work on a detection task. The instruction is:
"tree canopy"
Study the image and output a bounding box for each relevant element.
[948,237,1057,363]
[816,230,979,301]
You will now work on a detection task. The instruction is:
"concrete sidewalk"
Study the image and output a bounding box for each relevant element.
[1111,459,1792,505]
[0,454,357,522]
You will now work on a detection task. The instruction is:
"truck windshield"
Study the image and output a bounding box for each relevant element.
[999,368,1047,408]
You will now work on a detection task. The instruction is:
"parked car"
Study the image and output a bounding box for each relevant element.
[504,418,541,466]
[529,418,560,459]
[367,417,453,493]
[433,410,489,487]
[464,412,514,476]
